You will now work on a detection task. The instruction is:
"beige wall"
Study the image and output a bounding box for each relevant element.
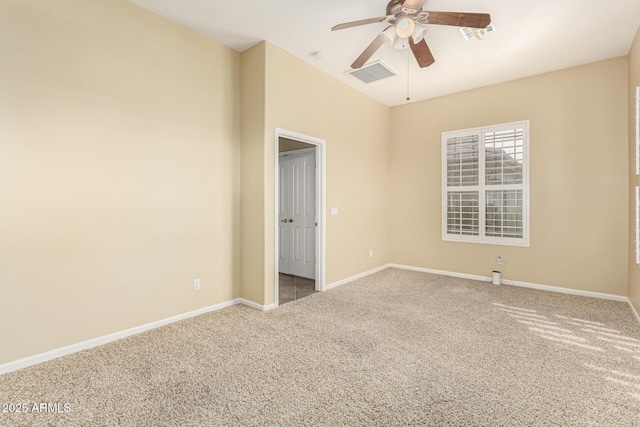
[0,0,242,364]
[390,58,629,295]
[629,27,640,314]
[239,42,391,305]
[240,43,267,304]
[1,1,635,368]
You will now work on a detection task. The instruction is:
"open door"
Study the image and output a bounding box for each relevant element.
[279,149,316,279]
[274,128,326,307]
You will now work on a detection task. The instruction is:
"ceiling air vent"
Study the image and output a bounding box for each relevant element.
[346,61,397,84]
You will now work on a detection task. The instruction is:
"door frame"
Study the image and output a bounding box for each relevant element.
[274,128,326,307]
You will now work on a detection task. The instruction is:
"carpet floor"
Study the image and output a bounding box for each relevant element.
[1,268,640,426]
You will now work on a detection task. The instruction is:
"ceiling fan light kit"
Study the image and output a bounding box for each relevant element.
[332,0,491,69]
[395,17,415,38]
[380,22,426,49]
[381,26,397,45]
[411,25,426,44]
[392,36,410,50]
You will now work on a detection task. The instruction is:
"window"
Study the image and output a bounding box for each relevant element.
[442,121,529,246]
[636,185,640,264]
[636,86,639,176]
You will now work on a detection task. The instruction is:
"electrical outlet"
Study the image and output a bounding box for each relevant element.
[497,256,504,265]
[193,278,201,291]
[369,250,374,258]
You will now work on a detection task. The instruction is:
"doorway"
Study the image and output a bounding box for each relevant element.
[274,128,326,307]
[279,148,315,279]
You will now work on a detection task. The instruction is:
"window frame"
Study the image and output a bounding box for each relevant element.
[441,120,530,247]
[635,86,640,176]
[635,185,640,264]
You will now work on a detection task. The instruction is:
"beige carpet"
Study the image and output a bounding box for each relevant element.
[1,268,639,426]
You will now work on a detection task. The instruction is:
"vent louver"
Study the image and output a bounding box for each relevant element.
[346,61,397,84]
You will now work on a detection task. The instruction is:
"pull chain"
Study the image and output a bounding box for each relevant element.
[406,49,410,102]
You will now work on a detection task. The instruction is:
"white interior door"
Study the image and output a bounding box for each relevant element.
[278,158,291,274]
[278,150,316,279]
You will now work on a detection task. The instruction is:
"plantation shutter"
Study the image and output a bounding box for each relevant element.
[484,127,525,240]
[442,121,529,246]
[444,131,481,241]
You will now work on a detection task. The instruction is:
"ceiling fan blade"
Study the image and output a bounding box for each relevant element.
[409,36,435,68]
[351,35,384,69]
[401,0,428,12]
[332,16,387,31]
[424,12,491,28]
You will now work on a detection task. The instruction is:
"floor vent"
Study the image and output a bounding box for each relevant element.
[346,61,397,84]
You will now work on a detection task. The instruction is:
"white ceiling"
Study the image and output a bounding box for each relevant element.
[128,0,640,107]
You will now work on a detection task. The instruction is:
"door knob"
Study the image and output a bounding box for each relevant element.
[280,219,288,223]
[288,219,294,223]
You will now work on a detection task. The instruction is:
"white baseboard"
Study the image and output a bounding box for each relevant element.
[324,264,391,291]
[388,263,629,303]
[238,298,277,312]
[506,278,628,302]
[0,299,242,376]
[3,265,635,376]
[0,295,280,376]
[389,264,487,282]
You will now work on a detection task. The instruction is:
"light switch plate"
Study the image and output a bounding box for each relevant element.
[330,207,339,216]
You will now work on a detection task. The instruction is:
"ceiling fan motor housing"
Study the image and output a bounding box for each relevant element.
[386,0,428,38]
[386,0,404,16]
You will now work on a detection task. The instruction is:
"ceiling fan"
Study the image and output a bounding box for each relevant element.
[332,0,491,69]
